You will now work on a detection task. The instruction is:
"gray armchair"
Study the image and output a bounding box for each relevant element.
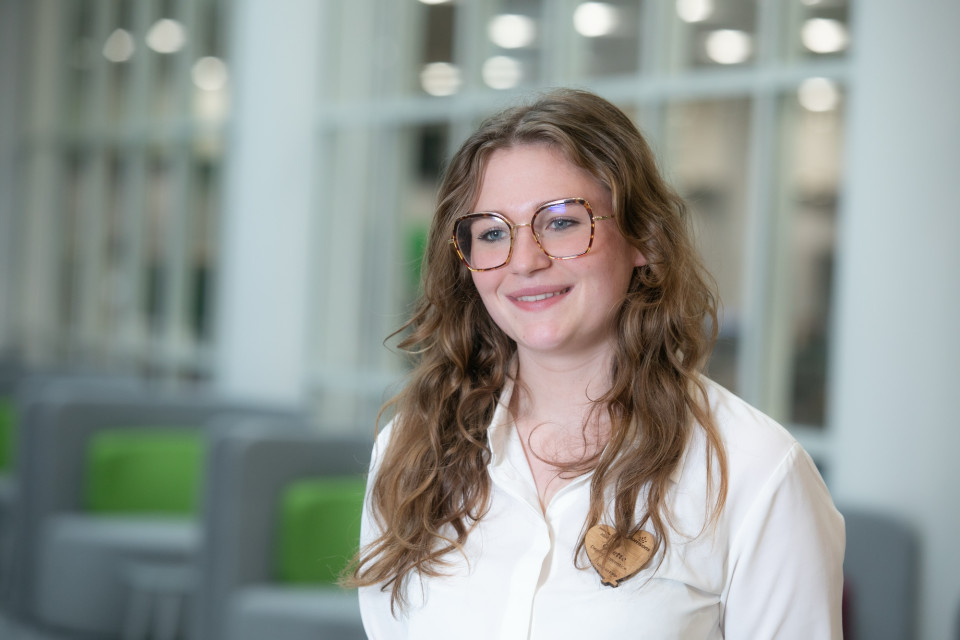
[193,419,372,640]
[0,360,23,608]
[840,505,919,640]
[1,369,145,613]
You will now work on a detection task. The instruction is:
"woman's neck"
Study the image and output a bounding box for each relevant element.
[512,348,614,426]
[510,348,615,509]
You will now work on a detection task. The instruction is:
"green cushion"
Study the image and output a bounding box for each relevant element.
[84,429,204,514]
[406,223,429,292]
[276,476,366,585]
[0,397,14,472]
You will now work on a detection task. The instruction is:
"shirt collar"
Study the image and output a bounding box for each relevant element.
[487,369,517,469]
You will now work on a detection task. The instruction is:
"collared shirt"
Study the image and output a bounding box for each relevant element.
[359,376,845,639]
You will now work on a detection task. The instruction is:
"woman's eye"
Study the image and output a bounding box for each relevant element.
[477,228,508,242]
[546,217,578,231]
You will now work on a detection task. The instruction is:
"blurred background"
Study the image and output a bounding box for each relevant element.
[0,0,957,638]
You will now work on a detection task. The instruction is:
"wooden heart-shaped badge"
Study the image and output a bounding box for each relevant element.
[585,524,655,587]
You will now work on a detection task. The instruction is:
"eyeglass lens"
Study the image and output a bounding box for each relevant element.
[454,200,593,270]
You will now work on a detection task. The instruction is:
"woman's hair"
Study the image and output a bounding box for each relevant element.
[347,88,727,610]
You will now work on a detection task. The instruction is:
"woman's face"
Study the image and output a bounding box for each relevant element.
[469,144,646,362]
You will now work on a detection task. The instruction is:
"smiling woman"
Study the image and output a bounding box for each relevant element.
[345,88,844,640]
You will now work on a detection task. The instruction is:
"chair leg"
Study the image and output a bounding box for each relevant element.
[123,588,153,640]
[153,591,182,640]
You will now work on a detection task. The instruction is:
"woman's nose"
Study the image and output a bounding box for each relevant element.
[508,225,551,273]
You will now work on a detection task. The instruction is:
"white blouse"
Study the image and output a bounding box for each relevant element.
[359,376,845,639]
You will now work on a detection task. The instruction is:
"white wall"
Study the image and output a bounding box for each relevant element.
[831,1,960,638]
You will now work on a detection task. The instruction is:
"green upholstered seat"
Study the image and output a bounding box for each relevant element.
[0,397,15,472]
[275,476,366,585]
[83,429,204,514]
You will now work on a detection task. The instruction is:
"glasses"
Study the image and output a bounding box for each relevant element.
[450,197,614,272]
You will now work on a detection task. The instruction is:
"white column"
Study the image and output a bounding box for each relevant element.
[830,2,960,639]
[213,0,325,405]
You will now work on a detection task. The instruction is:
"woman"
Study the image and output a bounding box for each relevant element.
[349,89,844,638]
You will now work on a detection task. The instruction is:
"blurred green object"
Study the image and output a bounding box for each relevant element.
[276,476,366,585]
[0,397,15,472]
[406,223,429,292]
[84,429,204,514]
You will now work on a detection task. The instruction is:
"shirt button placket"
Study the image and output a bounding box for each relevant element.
[499,517,551,640]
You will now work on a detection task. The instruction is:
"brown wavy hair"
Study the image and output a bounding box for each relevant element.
[347,88,727,611]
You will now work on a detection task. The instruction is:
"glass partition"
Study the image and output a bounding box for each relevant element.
[776,81,845,425]
[662,97,752,393]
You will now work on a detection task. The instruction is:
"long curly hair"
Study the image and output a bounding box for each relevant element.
[347,88,727,611]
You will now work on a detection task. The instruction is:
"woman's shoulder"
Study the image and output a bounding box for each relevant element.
[370,419,397,464]
[678,376,825,515]
[689,377,833,528]
[700,376,799,465]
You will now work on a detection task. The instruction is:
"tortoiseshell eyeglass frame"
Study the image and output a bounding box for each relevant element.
[448,197,615,272]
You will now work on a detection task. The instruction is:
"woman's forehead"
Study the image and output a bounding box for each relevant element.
[471,145,610,214]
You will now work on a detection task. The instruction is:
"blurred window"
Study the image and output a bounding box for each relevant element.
[663,97,753,395]
[670,0,758,70]
[10,0,851,433]
[572,1,643,78]
[13,0,229,377]
[774,83,845,426]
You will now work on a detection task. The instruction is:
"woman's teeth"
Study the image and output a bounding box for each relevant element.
[516,288,569,302]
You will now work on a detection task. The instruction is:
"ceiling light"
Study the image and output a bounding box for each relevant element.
[488,14,537,49]
[704,29,752,65]
[801,18,848,54]
[676,0,713,23]
[573,3,619,38]
[103,29,135,62]
[420,62,461,97]
[798,77,841,112]
[192,57,228,91]
[146,18,187,54]
[482,56,523,90]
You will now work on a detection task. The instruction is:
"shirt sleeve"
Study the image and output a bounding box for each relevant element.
[357,423,409,640]
[721,443,846,639]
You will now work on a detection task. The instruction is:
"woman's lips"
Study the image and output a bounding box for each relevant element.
[509,286,571,303]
